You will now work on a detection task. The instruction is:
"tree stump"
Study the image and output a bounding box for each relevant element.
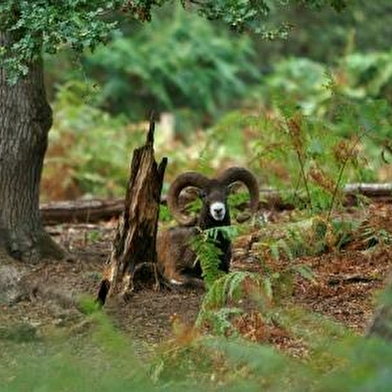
[97,120,167,304]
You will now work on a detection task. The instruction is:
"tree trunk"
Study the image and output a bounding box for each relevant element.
[0,31,65,262]
[97,120,167,304]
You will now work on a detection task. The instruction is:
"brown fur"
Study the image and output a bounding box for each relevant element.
[156,227,203,286]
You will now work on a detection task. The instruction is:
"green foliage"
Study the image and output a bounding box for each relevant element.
[0,0,350,86]
[196,271,264,333]
[228,191,255,220]
[338,49,392,102]
[257,214,360,263]
[251,108,367,214]
[321,338,392,392]
[0,0,122,83]
[211,101,380,216]
[251,1,392,66]
[190,226,238,288]
[3,299,392,392]
[192,0,344,37]
[85,3,258,119]
[267,221,328,260]
[258,57,331,115]
[44,81,146,198]
[204,336,305,390]
[42,49,392,203]
[256,52,392,120]
[194,0,289,38]
[331,217,361,250]
[158,204,172,222]
[0,323,38,343]
[0,311,151,392]
[255,221,319,302]
[87,230,103,244]
[363,227,392,248]
[248,52,392,211]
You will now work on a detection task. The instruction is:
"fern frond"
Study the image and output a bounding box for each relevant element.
[190,231,223,288]
[196,271,264,331]
[190,226,239,288]
[198,307,244,336]
[205,225,239,242]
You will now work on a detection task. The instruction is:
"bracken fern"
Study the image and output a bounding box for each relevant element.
[196,271,265,333]
[190,226,239,288]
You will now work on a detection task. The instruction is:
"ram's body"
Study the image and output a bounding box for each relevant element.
[156,167,259,286]
[157,227,203,285]
[156,221,232,286]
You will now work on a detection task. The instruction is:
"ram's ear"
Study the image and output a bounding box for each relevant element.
[167,172,210,226]
[198,189,207,199]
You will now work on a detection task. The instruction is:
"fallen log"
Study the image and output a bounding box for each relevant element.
[344,182,392,198]
[39,183,392,225]
[40,198,124,225]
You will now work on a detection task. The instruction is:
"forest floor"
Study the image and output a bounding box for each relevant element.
[1,200,392,358]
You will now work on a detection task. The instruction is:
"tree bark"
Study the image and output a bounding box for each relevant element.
[97,120,167,304]
[0,31,65,262]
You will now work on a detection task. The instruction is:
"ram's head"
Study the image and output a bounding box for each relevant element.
[166,166,260,228]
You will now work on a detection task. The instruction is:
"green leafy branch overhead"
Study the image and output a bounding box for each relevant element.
[0,1,123,82]
[1,0,346,83]
[85,4,258,116]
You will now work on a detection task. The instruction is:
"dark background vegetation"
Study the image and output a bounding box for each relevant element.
[41,0,392,202]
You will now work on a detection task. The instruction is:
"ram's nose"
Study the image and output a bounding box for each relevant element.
[214,207,223,216]
[210,202,226,221]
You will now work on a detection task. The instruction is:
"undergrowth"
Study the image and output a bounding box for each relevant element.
[2,298,392,392]
[252,102,372,216]
[195,271,265,334]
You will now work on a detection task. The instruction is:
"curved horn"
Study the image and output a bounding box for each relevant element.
[218,167,260,213]
[167,172,210,226]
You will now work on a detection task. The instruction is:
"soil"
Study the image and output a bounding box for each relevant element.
[1,200,392,355]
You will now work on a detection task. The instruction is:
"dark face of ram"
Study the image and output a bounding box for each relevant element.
[198,180,231,229]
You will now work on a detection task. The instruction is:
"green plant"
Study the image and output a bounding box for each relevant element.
[246,52,392,189]
[257,230,318,301]
[329,218,359,250]
[43,81,146,199]
[257,57,331,116]
[250,100,372,216]
[87,230,103,244]
[338,49,392,100]
[190,226,239,288]
[4,292,392,392]
[196,271,266,334]
[158,204,172,222]
[86,3,259,121]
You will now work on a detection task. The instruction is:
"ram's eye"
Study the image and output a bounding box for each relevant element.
[199,190,207,199]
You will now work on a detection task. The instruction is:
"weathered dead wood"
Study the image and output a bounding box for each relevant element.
[327,273,382,285]
[40,183,392,225]
[344,182,392,197]
[97,120,167,304]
